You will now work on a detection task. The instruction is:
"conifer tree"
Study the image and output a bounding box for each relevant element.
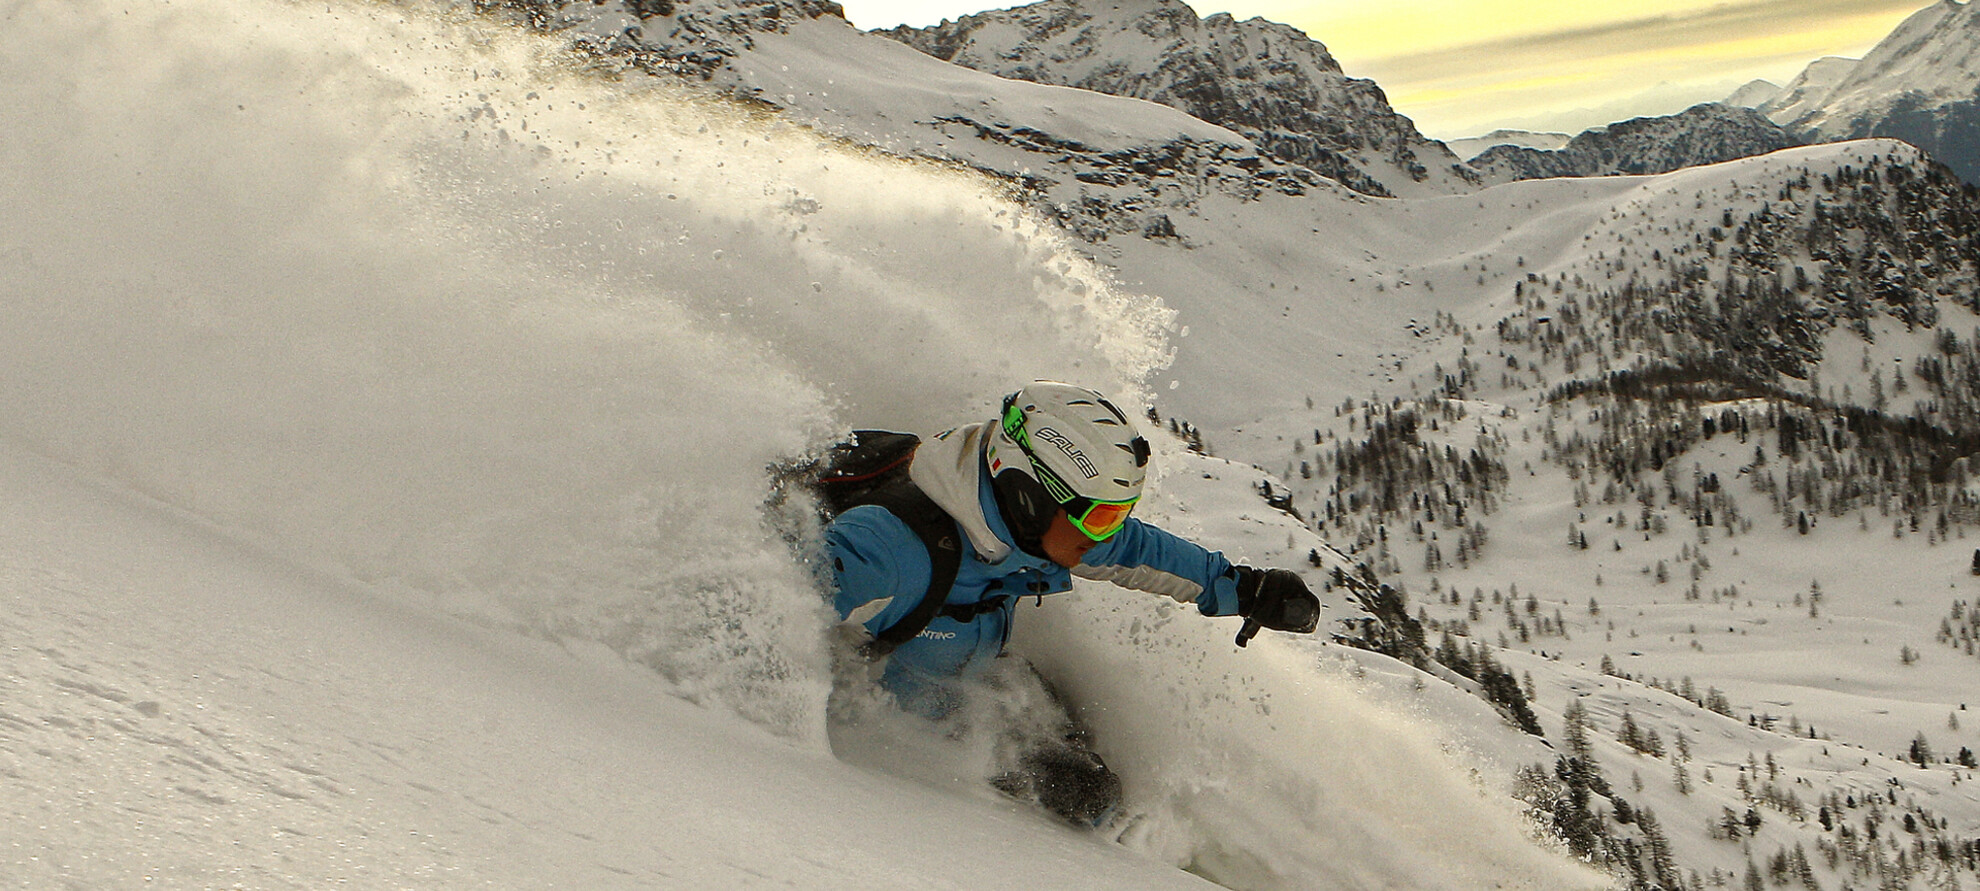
[1562,697,1593,761]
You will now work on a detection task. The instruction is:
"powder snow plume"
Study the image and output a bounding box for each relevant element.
[0,0,1175,742]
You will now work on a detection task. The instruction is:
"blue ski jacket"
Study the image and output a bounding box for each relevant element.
[825,422,1245,716]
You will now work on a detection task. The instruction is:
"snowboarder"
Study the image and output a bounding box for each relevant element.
[823,381,1320,825]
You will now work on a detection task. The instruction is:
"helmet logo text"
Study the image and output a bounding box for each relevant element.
[1033,426,1098,479]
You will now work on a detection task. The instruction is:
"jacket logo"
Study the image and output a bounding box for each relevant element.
[917,629,957,640]
[1033,426,1098,478]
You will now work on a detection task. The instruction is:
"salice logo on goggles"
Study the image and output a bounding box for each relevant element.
[1002,401,1139,541]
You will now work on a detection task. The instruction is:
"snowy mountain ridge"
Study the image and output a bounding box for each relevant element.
[873,0,1477,199]
[1751,57,1862,126]
[1767,0,1980,132]
[1724,79,1785,111]
[1754,0,1980,184]
[502,0,1339,244]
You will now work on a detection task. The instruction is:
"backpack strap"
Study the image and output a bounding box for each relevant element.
[857,477,966,660]
[937,596,1012,622]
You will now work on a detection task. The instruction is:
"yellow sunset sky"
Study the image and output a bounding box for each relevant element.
[836,0,1936,138]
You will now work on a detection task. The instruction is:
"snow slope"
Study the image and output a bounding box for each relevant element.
[21,0,1975,885]
[0,0,1608,887]
[1204,140,1980,885]
[0,445,1211,889]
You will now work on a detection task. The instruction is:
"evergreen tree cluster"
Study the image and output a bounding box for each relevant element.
[1421,582,1580,648]
[1537,663,1980,887]
[1501,152,1980,549]
[1147,405,1210,455]
[1937,599,1980,660]
[1499,153,1980,392]
[1320,563,1432,670]
[1430,631,1542,735]
[1309,399,1510,574]
[1546,371,1980,541]
[1805,784,1980,888]
[1517,751,1682,889]
[1901,326,1980,435]
[1535,693,1980,890]
[1596,659,1743,728]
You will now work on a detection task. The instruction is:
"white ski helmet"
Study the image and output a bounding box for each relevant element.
[986,381,1151,545]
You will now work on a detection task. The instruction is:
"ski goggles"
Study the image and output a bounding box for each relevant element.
[1000,400,1139,541]
[1062,496,1137,542]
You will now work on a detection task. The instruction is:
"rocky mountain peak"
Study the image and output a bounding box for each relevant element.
[878,0,1476,198]
[1724,78,1784,110]
[1788,0,1980,128]
[1752,1,1980,185]
[475,0,851,79]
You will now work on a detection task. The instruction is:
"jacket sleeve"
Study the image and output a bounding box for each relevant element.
[823,504,935,637]
[1075,518,1243,617]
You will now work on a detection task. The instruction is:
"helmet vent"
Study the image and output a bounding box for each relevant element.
[1068,397,1132,425]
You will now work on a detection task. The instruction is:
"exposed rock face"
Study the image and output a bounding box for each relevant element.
[474,0,850,79]
[878,0,1476,198]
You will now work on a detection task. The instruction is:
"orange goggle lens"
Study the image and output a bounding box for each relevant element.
[1070,499,1136,541]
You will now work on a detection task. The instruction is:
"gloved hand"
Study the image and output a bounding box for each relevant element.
[1233,566,1320,635]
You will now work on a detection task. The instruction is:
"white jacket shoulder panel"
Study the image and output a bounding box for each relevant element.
[907,422,1012,564]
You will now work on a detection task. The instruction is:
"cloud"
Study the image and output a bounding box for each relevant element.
[1346,0,1927,136]
[1364,0,1921,80]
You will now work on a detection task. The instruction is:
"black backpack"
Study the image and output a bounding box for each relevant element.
[772,431,964,659]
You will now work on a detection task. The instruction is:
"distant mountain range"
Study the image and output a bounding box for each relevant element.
[526,0,1980,194]
[1466,103,1801,182]
[878,0,1930,191]
[1443,129,1570,162]
[1436,0,1980,188]
[1727,0,1980,185]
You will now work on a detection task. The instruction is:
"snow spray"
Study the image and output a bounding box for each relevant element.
[0,0,1172,742]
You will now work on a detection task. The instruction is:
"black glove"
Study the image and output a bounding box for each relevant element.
[1233,566,1320,636]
